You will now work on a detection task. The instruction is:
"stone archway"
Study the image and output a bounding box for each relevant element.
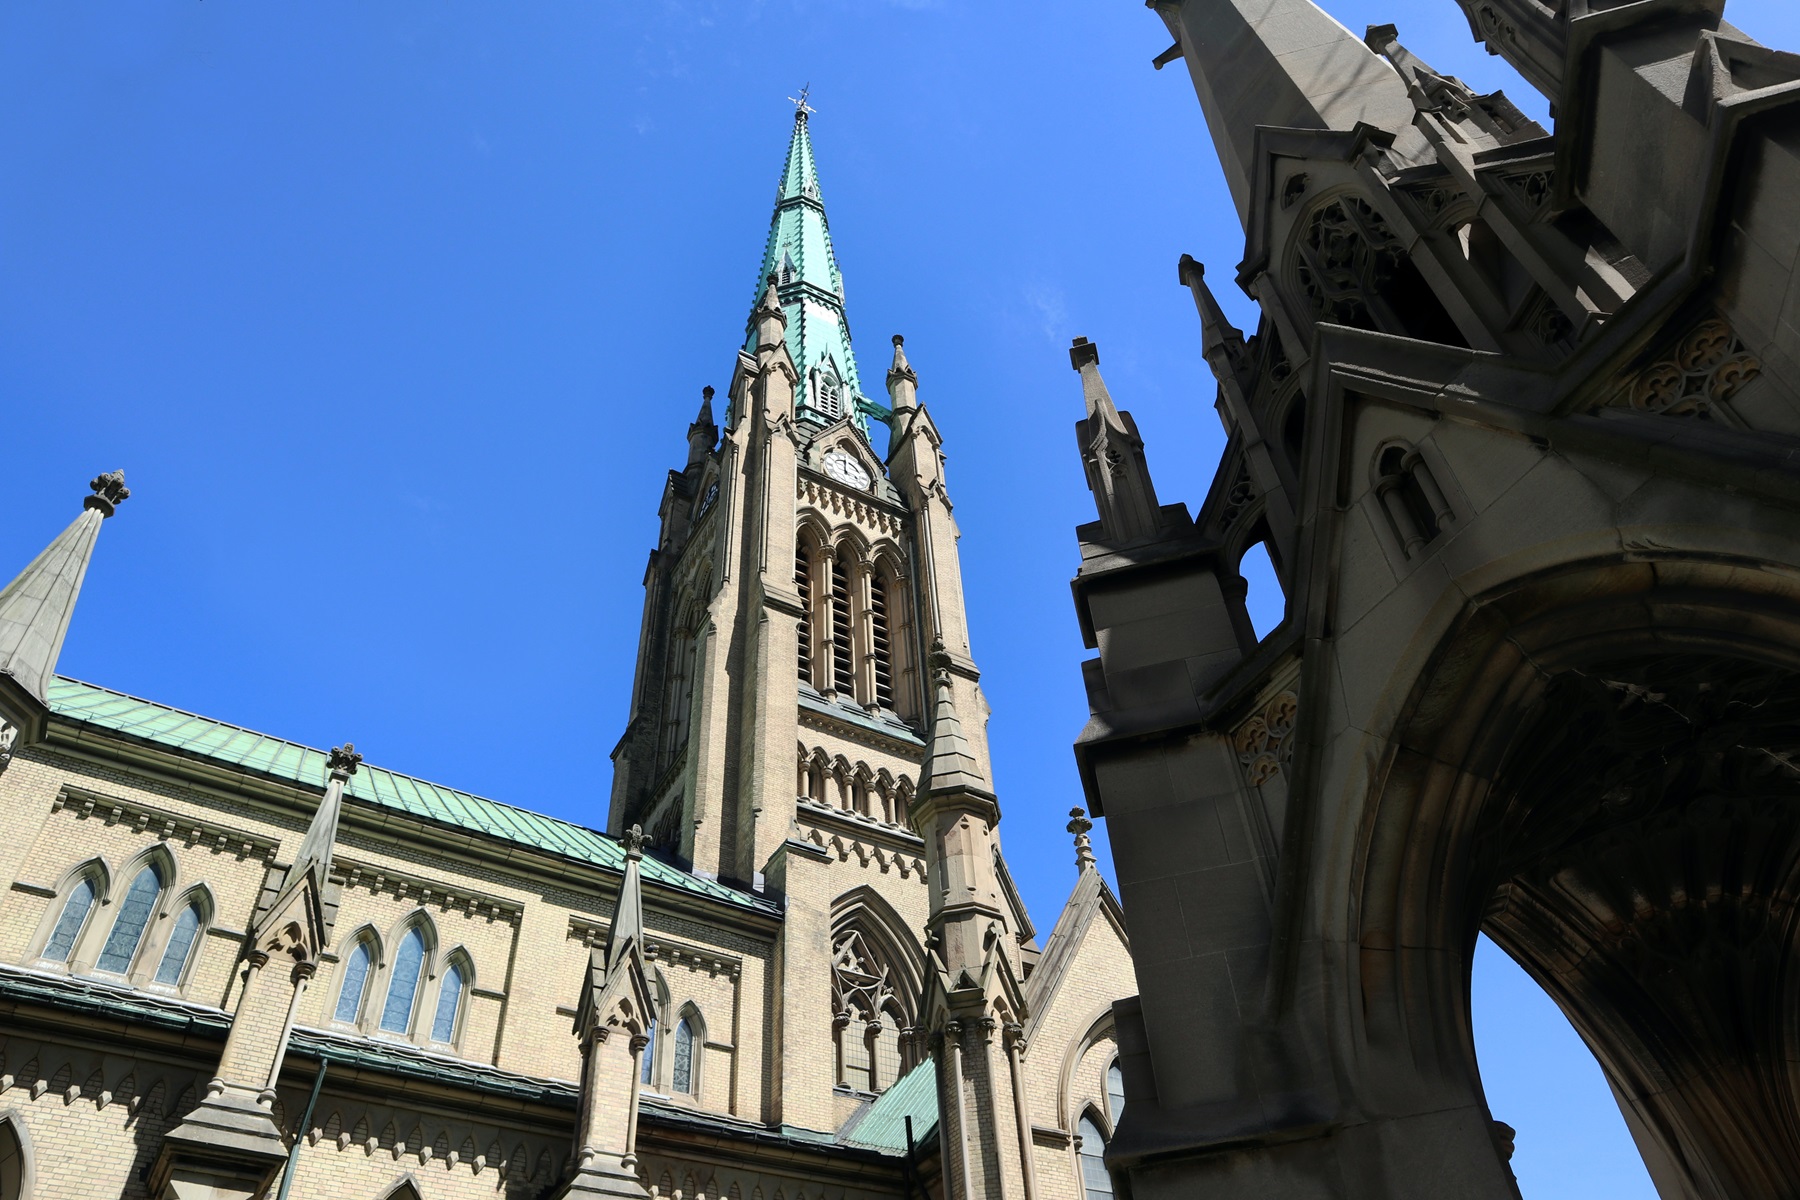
[0,1113,32,1200]
[1353,559,1800,1200]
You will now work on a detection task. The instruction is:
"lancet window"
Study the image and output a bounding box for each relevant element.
[96,863,164,974]
[660,597,703,769]
[794,532,915,721]
[154,900,205,986]
[1077,1115,1115,1200]
[380,926,428,1034]
[335,937,376,1024]
[430,957,468,1044]
[43,877,98,963]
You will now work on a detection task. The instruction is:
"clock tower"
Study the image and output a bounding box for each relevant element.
[605,99,1028,1133]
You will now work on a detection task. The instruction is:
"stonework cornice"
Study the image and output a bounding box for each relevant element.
[566,918,743,980]
[51,787,280,863]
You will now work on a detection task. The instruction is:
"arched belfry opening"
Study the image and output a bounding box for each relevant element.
[1355,561,1800,1199]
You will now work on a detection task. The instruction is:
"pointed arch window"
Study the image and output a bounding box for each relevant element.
[672,1018,696,1094]
[381,927,428,1033]
[832,927,913,1095]
[43,876,98,963]
[829,557,853,696]
[795,542,814,687]
[0,1114,28,1200]
[870,572,895,712]
[641,1017,658,1086]
[816,365,843,419]
[1078,1115,1114,1200]
[334,938,374,1024]
[1107,1061,1126,1126]
[154,901,204,986]
[97,863,164,974]
[430,959,467,1044]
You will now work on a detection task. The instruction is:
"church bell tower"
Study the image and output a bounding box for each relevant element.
[606,95,1032,1133]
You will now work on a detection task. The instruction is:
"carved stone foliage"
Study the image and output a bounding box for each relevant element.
[1294,197,1408,330]
[1478,655,1800,1195]
[1603,317,1762,420]
[1234,692,1298,786]
[1499,169,1554,220]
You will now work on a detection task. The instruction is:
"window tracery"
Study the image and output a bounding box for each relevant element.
[831,929,912,1094]
[793,536,914,717]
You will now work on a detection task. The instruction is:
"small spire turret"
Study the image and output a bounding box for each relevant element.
[1179,256,1249,387]
[0,471,128,762]
[687,386,718,468]
[1071,337,1165,545]
[887,335,918,414]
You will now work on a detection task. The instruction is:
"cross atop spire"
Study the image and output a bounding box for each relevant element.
[787,84,816,122]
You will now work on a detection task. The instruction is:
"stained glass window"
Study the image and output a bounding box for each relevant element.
[97,865,163,974]
[44,877,97,962]
[673,1018,695,1094]
[154,903,203,985]
[1107,1061,1126,1126]
[430,961,466,1043]
[335,940,373,1023]
[641,1018,657,1086]
[380,927,427,1033]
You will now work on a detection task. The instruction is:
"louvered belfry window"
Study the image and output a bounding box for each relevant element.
[871,574,894,711]
[829,557,853,695]
[796,543,813,686]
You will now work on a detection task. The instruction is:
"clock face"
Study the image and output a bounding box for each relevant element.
[822,449,873,490]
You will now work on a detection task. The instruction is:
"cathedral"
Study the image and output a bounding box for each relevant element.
[0,104,1133,1199]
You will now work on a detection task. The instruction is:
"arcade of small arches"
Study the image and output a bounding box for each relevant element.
[796,745,914,827]
[793,524,918,724]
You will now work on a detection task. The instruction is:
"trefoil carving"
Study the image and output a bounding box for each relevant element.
[1235,692,1298,786]
[1603,317,1762,421]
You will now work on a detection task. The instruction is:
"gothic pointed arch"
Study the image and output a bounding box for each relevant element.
[30,857,109,967]
[332,925,382,1027]
[829,886,926,1094]
[94,843,177,977]
[0,1110,35,1200]
[148,882,215,990]
[374,910,438,1038]
[1352,559,1800,1196]
[375,1175,423,1200]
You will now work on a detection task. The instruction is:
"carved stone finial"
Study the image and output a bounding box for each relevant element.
[85,470,130,518]
[327,744,362,781]
[622,823,648,862]
[1068,807,1097,872]
[702,385,715,402]
[928,635,953,679]
[1069,336,1100,370]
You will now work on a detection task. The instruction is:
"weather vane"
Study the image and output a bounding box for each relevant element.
[788,84,816,120]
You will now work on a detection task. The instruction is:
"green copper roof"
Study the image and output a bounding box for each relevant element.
[744,109,876,437]
[838,1059,939,1153]
[44,676,774,914]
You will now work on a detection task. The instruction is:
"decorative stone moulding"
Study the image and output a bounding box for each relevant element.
[796,476,906,538]
[1602,317,1762,422]
[52,789,279,863]
[335,860,522,925]
[565,918,743,979]
[1234,691,1299,787]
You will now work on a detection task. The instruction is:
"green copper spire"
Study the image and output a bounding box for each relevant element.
[745,93,881,437]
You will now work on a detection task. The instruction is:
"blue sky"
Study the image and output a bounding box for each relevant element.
[5,1,1796,1193]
